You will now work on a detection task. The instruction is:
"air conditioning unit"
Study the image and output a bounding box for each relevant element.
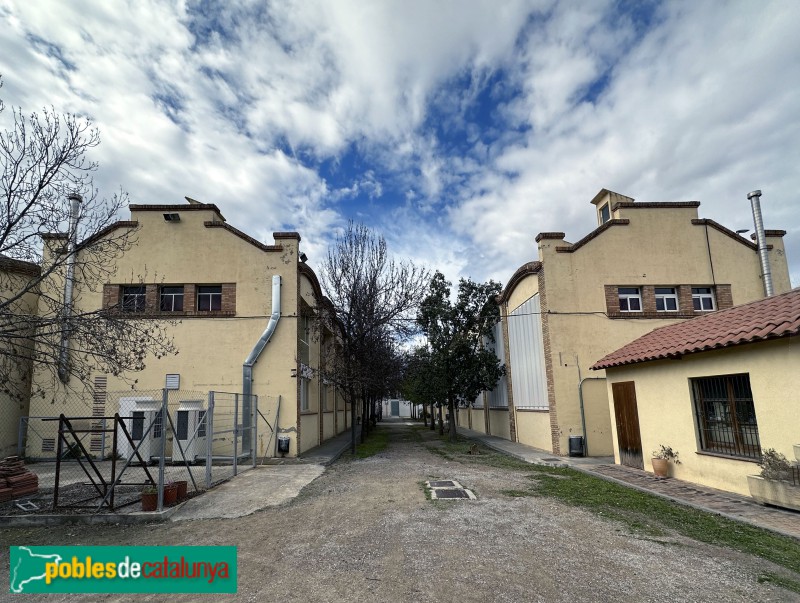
[117,397,163,462]
[175,400,207,462]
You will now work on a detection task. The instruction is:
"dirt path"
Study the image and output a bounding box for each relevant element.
[1,421,797,602]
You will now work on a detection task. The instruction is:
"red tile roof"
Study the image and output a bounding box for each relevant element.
[592,288,800,370]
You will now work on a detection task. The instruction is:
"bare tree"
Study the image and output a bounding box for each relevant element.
[0,77,177,404]
[319,221,428,452]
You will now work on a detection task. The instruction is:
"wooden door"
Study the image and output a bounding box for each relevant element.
[611,381,644,469]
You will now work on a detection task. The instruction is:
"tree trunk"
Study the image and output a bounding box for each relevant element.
[430,403,436,430]
[448,397,457,442]
[423,406,428,427]
[438,404,444,436]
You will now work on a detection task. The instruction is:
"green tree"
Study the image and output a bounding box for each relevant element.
[417,271,504,441]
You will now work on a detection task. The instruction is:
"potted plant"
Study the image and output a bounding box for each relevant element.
[747,448,800,512]
[174,480,188,502]
[141,485,157,512]
[651,445,681,478]
[164,481,178,506]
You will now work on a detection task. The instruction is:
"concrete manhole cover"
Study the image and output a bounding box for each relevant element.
[426,480,476,500]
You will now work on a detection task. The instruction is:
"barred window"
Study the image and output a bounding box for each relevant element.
[692,373,760,459]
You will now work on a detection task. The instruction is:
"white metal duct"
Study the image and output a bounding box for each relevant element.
[486,321,508,408]
[507,294,548,409]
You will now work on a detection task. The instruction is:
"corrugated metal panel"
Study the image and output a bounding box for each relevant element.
[508,294,548,408]
[487,321,508,408]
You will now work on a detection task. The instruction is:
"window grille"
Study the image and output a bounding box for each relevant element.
[692,373,760,459]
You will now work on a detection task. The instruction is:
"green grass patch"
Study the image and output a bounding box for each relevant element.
[757,572,800,594]
[500,489,534,498]
[354,427,390,459]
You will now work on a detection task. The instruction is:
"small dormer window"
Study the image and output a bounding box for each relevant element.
[599,203,610,225]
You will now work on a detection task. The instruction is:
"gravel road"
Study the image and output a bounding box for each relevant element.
[2,420,798,602]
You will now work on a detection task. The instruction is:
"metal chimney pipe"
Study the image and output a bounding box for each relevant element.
[747,189,773,297]
[58,193,83,383]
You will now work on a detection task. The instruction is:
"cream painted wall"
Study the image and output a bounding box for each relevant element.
[506,275,539,314]
[488,409,511,440]
[0,268,39,457]
[27,204,329,459]
[604,339,799,496]
[514,410,551,450]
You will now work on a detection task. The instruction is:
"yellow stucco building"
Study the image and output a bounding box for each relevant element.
[593,288,799,496]
[460,189,791,457]
[25,198,347,459]
[0,255,41,457]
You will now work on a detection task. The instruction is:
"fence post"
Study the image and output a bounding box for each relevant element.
[157,388,168,511]
[233,393,239,476]
[252,395,257,468]
[206,391,214,489]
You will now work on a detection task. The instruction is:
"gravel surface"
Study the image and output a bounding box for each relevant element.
[1,421,798,602]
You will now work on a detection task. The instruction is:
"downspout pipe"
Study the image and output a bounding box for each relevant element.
[747,190,774,297]
[58,193,82,383]
[242,275,281,453]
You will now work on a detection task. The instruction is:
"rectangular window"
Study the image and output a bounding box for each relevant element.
[692,287,716,311]
[692,373,760,459]
[300,378,310,411]
[131,411,145,440]
[121,285,146,313]
[599,203,610,224]
[160,286,184,311]
[299,314,311,365]
[176,410,189,440]
[197,286,222,311]
[618,287,642,312]
[152,412,163,439]
[655,287,679,311]
[198,410,207,438]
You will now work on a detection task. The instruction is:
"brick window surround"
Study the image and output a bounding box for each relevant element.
[103,282,236,316]
[605,284,732,319]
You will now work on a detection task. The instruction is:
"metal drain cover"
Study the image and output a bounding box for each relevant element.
[434,489,470,499]
[428,480,458,488]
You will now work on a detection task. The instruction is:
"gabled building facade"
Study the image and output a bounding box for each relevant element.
[26,199,347,458]
[461,189,792,457]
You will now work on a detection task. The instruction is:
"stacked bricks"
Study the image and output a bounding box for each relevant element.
[0,456,38,501]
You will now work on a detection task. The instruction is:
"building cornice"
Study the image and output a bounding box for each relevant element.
[495,261,542,304]
[554,219,630,253]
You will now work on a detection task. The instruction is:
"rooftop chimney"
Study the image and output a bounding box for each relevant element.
[747,190,773,297]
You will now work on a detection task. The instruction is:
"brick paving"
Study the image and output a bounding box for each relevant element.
[457,425,800,541]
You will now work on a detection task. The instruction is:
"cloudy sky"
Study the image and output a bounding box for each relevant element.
[1,0,798,288]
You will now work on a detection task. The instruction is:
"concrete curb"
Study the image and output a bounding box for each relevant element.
[0,502,181,527]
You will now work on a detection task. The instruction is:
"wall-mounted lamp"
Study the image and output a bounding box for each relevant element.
[299,252,308,263]
[163,213,181,222]
[735,229,749,236]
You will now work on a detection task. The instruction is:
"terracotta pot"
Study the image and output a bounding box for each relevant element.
[651,458,669,478]
[175,480,188,501]
[164,484,178,506]
[141,491,157,512]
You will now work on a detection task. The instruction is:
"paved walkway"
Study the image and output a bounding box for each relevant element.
[456,425,800,540]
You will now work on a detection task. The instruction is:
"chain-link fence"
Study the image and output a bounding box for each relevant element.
[13,388,258,514]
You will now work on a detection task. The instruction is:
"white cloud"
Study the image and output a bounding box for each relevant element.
[0,0,798,289]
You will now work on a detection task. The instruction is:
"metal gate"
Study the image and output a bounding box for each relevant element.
[611,381,643,469]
